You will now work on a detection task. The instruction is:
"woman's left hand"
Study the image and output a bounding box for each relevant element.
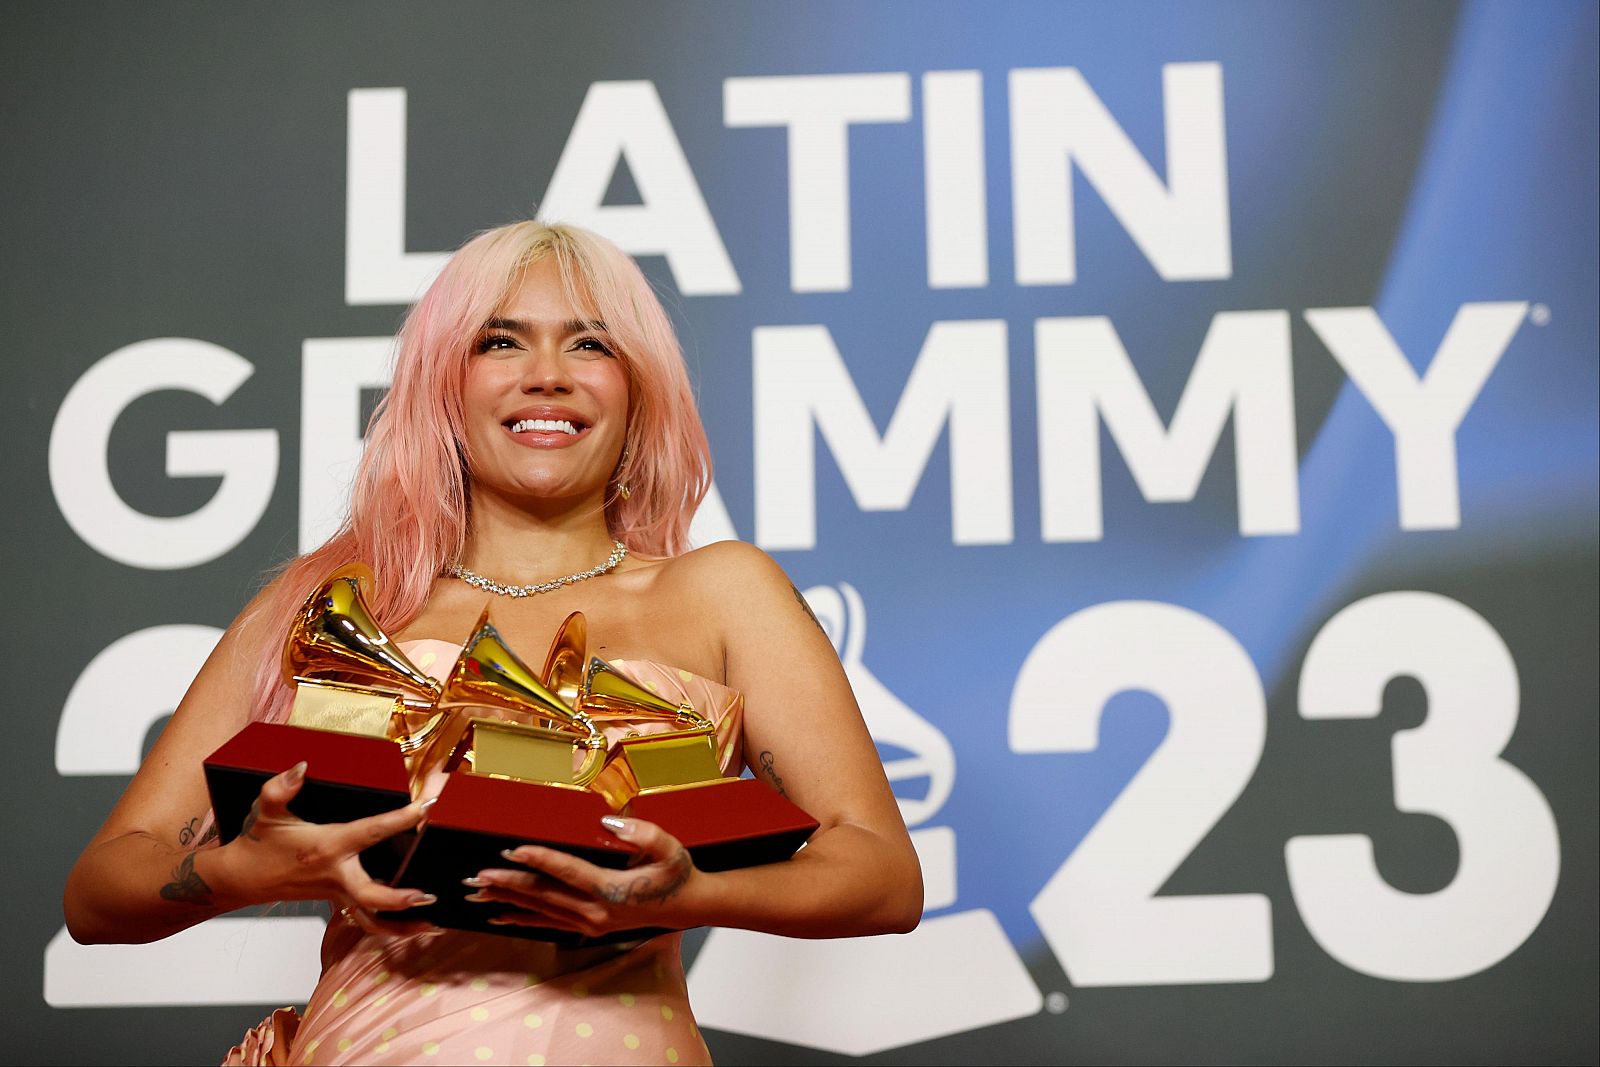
[466,816,704,937]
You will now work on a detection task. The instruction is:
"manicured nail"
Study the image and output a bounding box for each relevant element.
[465,892,491,903]
[486,917,509,925]
[287,761,307,784]
[500,848,522,862]
[407,893,437,907]
[462,876,486,887]
[600,815,629,835]
[416,797,439,813]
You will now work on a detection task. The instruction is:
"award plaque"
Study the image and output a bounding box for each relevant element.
[202,563,441,879]
[381,608,634,940]
[563,614,821,871]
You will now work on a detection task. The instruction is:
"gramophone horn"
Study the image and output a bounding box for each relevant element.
[429,607,607,787]
[540,612,589,708]
[584,657,712,731]
[283,562,441,701]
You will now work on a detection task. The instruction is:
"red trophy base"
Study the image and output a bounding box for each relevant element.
[381,772,642,944]
[202,722,414,880]
[624,777,820,872]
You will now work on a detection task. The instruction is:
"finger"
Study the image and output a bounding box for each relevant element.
[466,871,605,916]
[254,762,309,819]
[330,796,434,854]
[497,844,611,892]
[337,857,439,915]
[600,816,684,862]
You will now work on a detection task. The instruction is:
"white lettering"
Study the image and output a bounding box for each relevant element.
[1304,303,1525,530]
[754,321,1012,549]
[1011,63,1230,285]
[923,70,988,289]
[48,339,278,569]
[1036,311,1297,541]
[542,81,740,295]
[725,73,912,292]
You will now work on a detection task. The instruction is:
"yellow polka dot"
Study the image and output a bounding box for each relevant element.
[336,1038,353,1052]
[527,1056,546,1067]
[374,992,390,1007]
[471,977,490,992]
[666,1048,680,1064]
[471,1007,490,1022]
[524,1013,543,1029]
[332,988,348,1008]
[618,992,636,1007]
[375,1043,389,1054]
[475,1048,494,1061]
[645,681,661,693]
[524,972,542,986]
[372,969,391,985]
[418,651,438,670]
[382,1028,398,1041]
[572,982,589,997]
[420,982,440,997]
[576,1022,594,1038]
[678,668,694,683]
[660,1005,674,1021]
[422,1040,440,1056]
[301,1039,319,1062]
[623,1033,641,1050]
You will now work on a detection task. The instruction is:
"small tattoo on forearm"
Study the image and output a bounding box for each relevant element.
[790,584,827,637]
[159,852,214,906]
[758,750,788,798]
[178,817,218,849]
[596,849,691,906]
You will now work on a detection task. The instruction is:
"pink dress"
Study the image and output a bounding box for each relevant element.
[225,644,743,1067]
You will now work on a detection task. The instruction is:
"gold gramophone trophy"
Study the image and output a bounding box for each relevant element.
[379,608,637,940]
[552,612,820,874]
[203,563,443,879]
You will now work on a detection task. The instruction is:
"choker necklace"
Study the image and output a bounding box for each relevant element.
[447,541,627,598]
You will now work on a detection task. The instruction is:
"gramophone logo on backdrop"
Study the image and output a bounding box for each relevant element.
[686,583,1042,1056]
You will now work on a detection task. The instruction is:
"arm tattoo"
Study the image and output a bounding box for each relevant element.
[238,800,263,842]
[159,852,214,906]
[758,750,789,798]
[595,849,691,906]
[790,583,828,638]
[178,817,219,850]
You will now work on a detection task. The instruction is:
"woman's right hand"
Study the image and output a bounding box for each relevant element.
[210,761,438,933]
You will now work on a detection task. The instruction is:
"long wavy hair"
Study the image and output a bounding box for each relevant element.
[244,221,712,724]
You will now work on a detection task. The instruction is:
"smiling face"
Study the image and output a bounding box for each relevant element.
[460,257,630,508]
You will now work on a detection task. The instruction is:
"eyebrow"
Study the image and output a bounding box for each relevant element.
[481,317,610,335]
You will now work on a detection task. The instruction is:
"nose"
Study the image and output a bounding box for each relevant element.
[517,344,574,395]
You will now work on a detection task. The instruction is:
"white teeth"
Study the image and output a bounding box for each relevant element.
[510,418,578,435]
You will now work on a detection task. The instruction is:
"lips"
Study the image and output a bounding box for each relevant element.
[501,406,592,448]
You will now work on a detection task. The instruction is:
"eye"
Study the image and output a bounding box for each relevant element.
[473,333,520,354]
[572,336,616,358]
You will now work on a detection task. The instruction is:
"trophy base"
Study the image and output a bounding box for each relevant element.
[381,771,641,943]
[625,777,820,872]
[203,722,413,880]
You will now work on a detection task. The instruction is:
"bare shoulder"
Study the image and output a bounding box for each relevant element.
[654,539,792,597]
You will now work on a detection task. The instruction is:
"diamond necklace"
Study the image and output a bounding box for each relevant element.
[446,540,627,598]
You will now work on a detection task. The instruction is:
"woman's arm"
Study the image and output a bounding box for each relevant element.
[63,587,434,945]
[471,541,923,938]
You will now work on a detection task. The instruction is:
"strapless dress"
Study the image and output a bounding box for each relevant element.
[225,641,741,1067]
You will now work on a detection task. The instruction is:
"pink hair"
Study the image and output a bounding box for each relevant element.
[244,221,712,724]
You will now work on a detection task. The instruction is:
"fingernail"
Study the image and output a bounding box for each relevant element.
[500,848,522,862]
[417,797,439,813]
[407,893,437,907]
[600,815,629,835]
[288,761,307,783]
[465,892,491,903]
[462,876,485,887]
[486,917,508,925]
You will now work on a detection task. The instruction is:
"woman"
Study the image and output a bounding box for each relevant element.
[63,221,922,1065]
